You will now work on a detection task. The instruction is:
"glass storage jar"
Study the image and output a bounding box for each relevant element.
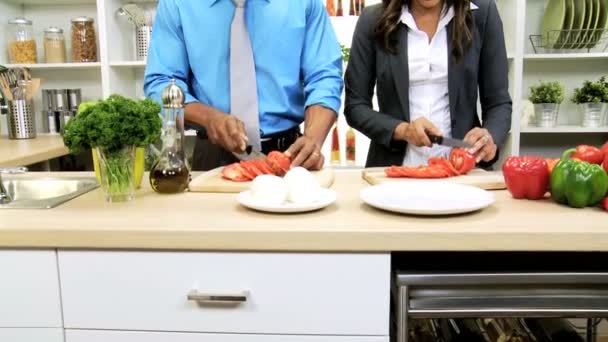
[43,27,66,63]
[7,17,38,64]
[70,17,97,63]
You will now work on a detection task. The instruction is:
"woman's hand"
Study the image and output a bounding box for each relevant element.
[464,127,497,163]
[393,118,442,147]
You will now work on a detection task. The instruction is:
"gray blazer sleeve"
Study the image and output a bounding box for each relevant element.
[344,8,403,149]
[478,0,512,147]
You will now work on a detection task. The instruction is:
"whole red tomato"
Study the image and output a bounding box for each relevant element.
[603,154,608,174]
[601,142,608,157]
[602,197,608,212]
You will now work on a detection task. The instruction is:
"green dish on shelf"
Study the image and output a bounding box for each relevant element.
[542,0,567,48]
[577,0,595,48]
[585,0,602,48]
[587,0,607,48]
[568,0,586,48]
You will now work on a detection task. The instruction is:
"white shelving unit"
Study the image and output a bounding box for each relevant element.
[1,0,607,167]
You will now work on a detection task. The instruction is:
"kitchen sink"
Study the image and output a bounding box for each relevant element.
[0,177,99,209]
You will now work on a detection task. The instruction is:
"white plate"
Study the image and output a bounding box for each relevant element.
[360,182,495,216]
[237,188,337,213]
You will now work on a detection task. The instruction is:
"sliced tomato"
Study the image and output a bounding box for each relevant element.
[428,157,460,176]
[385,167,402,178]
[238,161,256,180]
[222,163,249,182]
[449,148,476,175]
[267,151,291,175]
[384,165,451,179]
[241,160,264,178]
[256,159,276,175]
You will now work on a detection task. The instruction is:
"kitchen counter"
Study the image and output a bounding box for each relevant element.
[0,134,69,168]
[0,170,606,252]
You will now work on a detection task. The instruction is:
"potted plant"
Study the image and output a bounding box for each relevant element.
[62,94,162,202]
[529,81,565,128]
[600,76,608,125]
[571,77,608,127]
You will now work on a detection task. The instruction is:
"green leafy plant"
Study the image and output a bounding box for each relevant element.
[529,81,565,104]
[571,77,608,104]
[340,44,350,63]
[63,94,162,200]
[63,94,162,155]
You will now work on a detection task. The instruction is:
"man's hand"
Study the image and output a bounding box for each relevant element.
[393,117,442,147]
[204,111,248,153]
[284,104,335,171]
[285,136,324,170]
[464,127,497,163]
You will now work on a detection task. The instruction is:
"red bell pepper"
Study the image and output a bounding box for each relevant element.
[571,145,604,165]
[603,153,608,174]
[601,142,608,157]
[502,156,549,200]
[602,197,608,212]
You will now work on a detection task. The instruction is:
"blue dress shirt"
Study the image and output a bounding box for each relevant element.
[144,0,344,137]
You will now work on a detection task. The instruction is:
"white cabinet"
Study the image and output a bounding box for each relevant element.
[0,328,63,342]
[65,330,389,342]
[59,251,390,336]
[0,250,62,328]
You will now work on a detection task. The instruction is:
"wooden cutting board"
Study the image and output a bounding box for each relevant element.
[189,167,336,193]
[362,167,506,190]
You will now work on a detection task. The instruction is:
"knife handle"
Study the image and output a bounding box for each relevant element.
[426,133,443,145]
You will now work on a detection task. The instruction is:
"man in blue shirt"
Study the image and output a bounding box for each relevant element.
[144,0,343,171]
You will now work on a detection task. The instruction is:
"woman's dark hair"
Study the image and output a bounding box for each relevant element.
[373,0,474,63]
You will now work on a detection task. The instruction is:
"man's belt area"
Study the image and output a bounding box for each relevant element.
[196,126,302,153]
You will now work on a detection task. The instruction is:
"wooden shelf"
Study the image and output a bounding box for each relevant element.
[3,63,101,70]
[110,61,147,68]
[524,53,608,61]
[520,126,608,133]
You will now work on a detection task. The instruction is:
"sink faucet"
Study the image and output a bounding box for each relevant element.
[0,167,28,204]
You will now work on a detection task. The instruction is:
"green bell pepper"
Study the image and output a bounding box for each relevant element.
[550,148,608,208]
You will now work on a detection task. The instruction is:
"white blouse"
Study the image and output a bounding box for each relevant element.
[401,2,478,167]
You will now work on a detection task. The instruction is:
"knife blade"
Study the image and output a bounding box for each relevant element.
[427,133,473,149]
[232,145,267,161]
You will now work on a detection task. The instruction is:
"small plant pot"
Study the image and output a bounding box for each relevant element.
[603,103,608,126]
[579,103,606,128]
[533,103,560,128]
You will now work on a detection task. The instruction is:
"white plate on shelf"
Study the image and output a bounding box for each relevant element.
[237,188,337,213]
[360,182,495,216]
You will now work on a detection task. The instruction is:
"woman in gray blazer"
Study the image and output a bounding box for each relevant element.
[344,0,512,168]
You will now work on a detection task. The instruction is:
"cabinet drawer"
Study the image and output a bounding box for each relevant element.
[0,250,62,327]
[59,251,390,335]
[0,328,63,342]
[66,330,388,342]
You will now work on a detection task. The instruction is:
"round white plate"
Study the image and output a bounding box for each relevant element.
[237,188,337,213]
[360,182,495,216]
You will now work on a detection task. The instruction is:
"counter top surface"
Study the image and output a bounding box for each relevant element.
[0,134,69,168]
[0,170,606,252]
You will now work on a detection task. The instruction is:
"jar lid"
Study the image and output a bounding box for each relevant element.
[71,16,94,23]
[8,17,32,25]
[161,79,185,109]
[45,26,64,33]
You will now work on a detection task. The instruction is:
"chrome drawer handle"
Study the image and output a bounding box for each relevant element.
[187,290,248,304]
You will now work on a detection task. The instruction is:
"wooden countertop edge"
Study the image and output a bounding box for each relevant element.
[0,145,69,168]
[1,229,607,251]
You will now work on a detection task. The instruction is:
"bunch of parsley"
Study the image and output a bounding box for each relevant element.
[63,94,162,155]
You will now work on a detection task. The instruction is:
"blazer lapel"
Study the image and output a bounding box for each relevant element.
[446,22,460,132]
[389,24,410,122]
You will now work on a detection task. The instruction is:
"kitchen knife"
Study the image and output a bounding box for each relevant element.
[427,133,473,149]
[232,145,267,161]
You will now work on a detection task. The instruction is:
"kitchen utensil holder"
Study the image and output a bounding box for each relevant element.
[529,29,608,53]
[7,99,36,139]
[136,25,151,61]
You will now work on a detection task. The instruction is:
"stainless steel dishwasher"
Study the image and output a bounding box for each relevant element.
[394,271,608,342]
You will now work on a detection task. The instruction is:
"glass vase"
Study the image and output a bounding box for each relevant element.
[96,145,136,203]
